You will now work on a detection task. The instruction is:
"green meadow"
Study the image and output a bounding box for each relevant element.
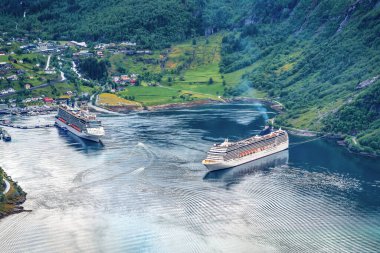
[115,34,263,106]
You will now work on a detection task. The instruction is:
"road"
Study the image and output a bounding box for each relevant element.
[60,71,66,81]
[2,179,10,195]
[88,94,122,115]
[72,61,89,82]
[0,72,67,98]
[45,54,51,71]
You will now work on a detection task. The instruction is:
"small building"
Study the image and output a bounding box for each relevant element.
[45,69,56,74]
[16,69,26,75]
[0,52,5,56]
[112,76,120,83]
[56,96,70,104]
[73,50,94,58]
[69,41,87,48]
[120,75,130,82]
[24,83,33,90]
[43,97,54,103]
[6,75,18,81]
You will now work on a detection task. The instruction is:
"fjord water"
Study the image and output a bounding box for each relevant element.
[0,103,379,253]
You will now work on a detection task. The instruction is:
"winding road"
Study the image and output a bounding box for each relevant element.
[2,179,10,195]
[45,54,51,71]
[88,94,123,115]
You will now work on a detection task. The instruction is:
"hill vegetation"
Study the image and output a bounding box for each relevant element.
[0,167,27,219]
[216,0,380,155]
[1,0,380,154]
[1,0,201,48]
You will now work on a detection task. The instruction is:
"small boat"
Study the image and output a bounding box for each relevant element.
[2,129,11,142]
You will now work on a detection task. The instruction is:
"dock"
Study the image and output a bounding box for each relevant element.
[0,121,55,129]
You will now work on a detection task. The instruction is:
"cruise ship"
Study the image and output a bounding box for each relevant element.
[202,126,289,171]
[55,105,105,142]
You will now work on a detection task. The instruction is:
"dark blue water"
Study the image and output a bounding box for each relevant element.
[0,103,379,253]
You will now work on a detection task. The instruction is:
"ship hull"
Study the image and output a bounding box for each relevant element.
[55,118,101,142]
[203,141,289,171]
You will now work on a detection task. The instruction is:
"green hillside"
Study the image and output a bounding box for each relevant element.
[0,0,202,48]
[1,0,380,154]
[217,0,380,155]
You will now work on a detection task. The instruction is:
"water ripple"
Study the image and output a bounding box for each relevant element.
[0,104,379,252]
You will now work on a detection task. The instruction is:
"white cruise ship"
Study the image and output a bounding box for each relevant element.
[55,105,105,142]
[202,126,289,171]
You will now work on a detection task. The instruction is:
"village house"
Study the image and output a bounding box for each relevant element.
[45,69,56,74]
[112,73,138,86]
[0,88,16,95]
[24,83,33,90]
[120,41,137,47]
[6,75,18,81]
[37,42,56,53]
[20,43,37,53]
[112,76,121,83]
[0,62,13,75]
[16,69,26,75]
[73,50,94,58]
[94,43,107,50]
[68,41,87,48]
[120,75,130,82]
[43,97,54,103]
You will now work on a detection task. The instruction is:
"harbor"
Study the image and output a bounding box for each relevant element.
[0,103,379,252]
[0,120,55,129]
[0,105,57,116]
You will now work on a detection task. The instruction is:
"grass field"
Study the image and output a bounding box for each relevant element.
[0,55,8,62]
[99,93,141,106]
[109,51,161,75]
[117,85,223,106]
[111,34,266,106]
[1,36,266,106]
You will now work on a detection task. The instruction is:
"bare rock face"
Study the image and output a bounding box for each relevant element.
[356,75,380,90]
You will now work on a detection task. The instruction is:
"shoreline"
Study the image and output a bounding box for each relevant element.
[97,96,286,114]
[0,168,28,220]
[13,95,376,158]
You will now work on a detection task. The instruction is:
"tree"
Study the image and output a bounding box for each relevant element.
[79,58,108,81]
[208,77,214,84]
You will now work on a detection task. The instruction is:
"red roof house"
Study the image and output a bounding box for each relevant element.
[43,97,54,103]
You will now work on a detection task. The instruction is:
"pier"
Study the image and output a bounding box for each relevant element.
[0,121,55,129]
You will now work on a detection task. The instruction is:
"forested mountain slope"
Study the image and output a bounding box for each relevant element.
[1,0,379,154]
[217,0,380,155]
[0,0,203,48]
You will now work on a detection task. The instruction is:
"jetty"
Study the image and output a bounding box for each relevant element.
[0,120,55,129]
